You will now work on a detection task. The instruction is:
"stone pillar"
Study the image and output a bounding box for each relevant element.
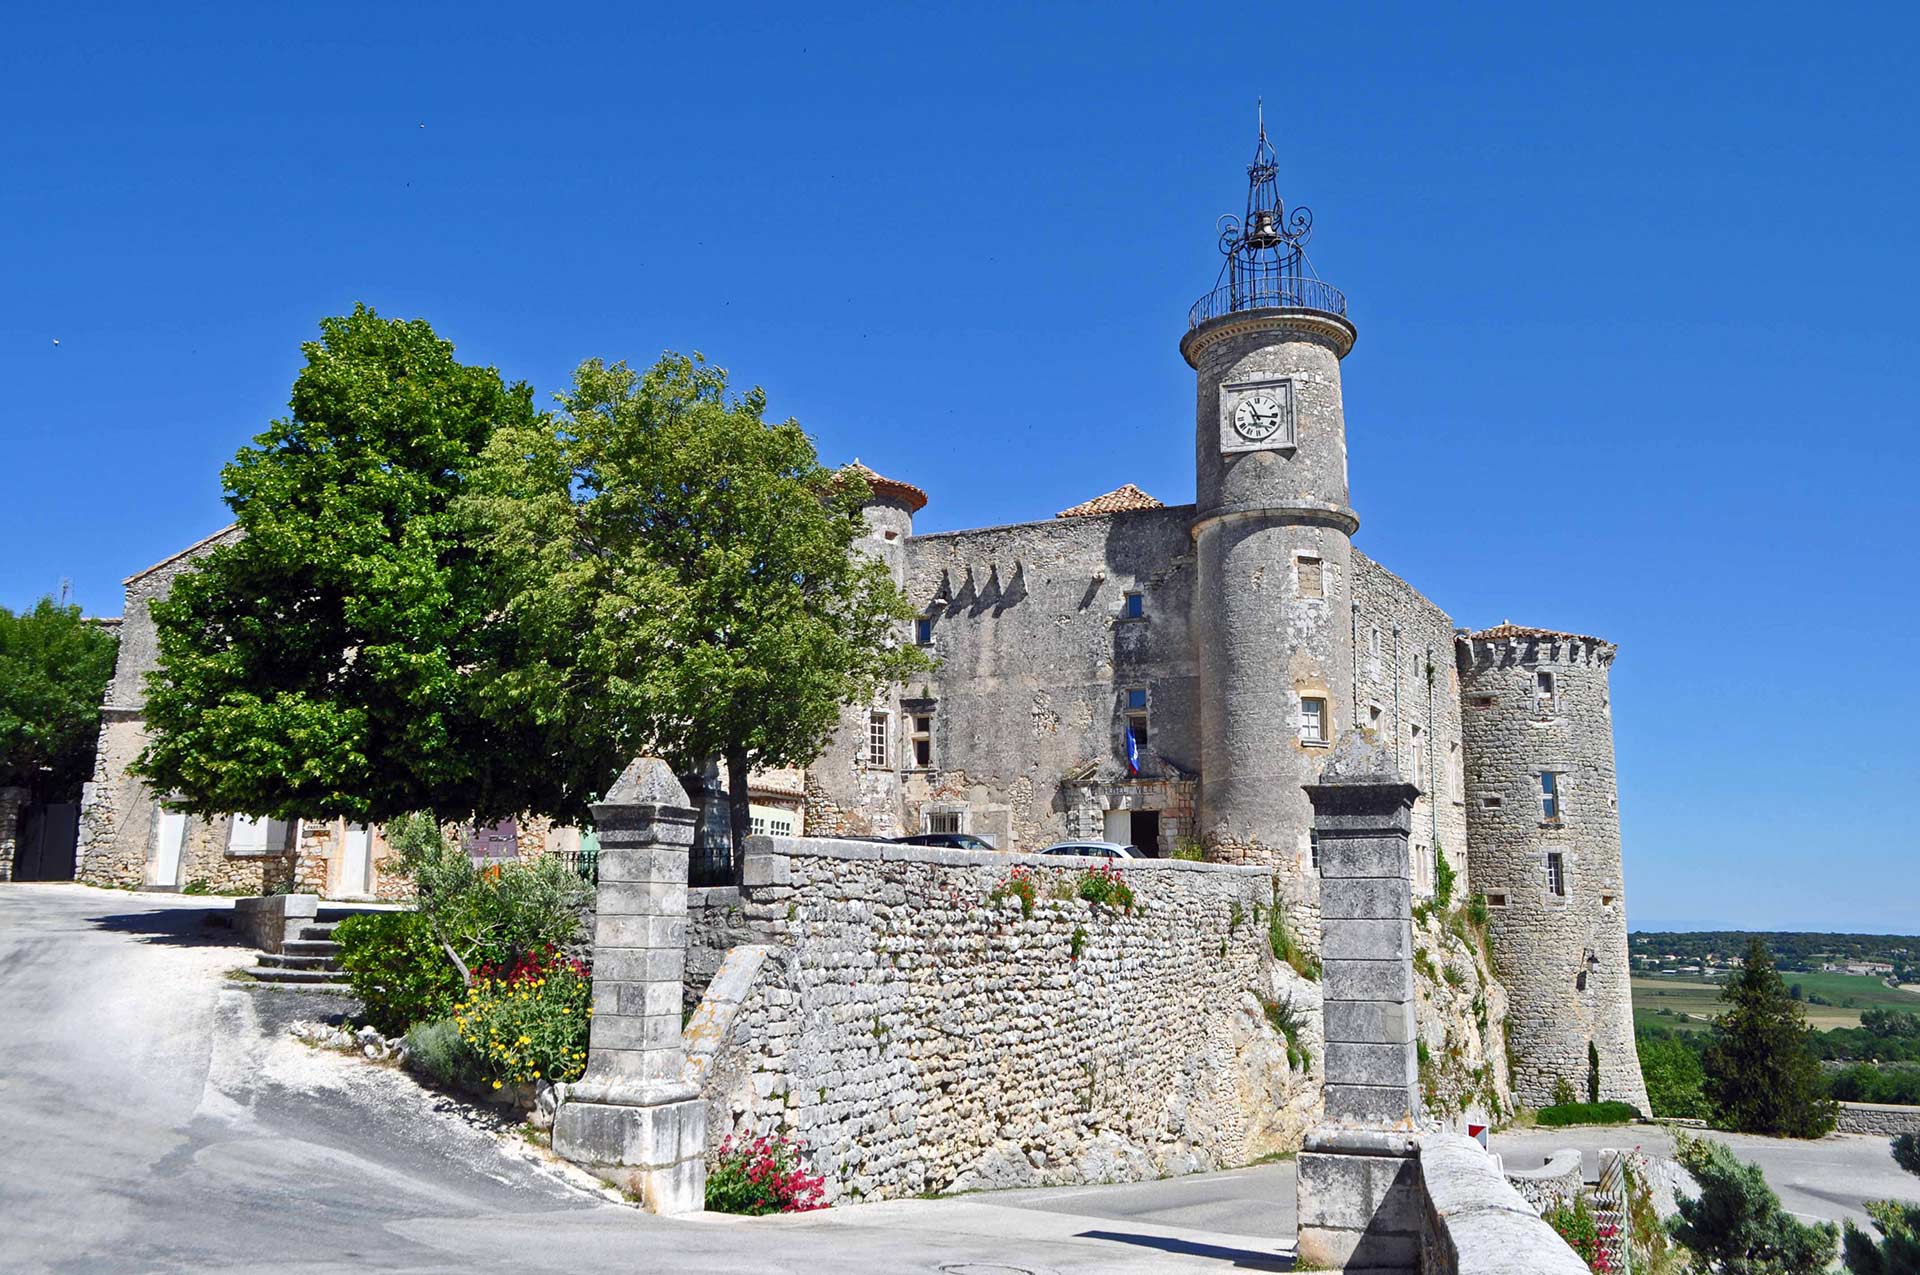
[0,786,27,883]
[552,757,707,1213]
[1296,734,1425,1273]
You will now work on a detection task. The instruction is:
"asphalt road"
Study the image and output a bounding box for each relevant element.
[0,884,1297,1275]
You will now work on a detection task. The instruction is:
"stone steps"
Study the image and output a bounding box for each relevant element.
[249,918,350,993]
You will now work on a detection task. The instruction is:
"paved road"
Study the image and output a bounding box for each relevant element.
[0,884,1297,1274]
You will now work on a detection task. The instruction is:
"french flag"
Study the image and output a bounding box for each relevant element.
[1124,722,1141,775]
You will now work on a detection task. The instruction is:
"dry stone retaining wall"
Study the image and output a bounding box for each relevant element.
[697,836,1316,1204]
[1837,1101,1920,1137]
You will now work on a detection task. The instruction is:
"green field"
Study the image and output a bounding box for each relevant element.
[1633,969,1920,1034]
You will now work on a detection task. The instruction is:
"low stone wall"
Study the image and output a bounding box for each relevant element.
[232,893,318,953]
[1503,1147,1583,1214]
[1838,1101,1920,1137]
[696,836,1316,1204]
[686,886,756,1013]
[1419,1134,1589,1275]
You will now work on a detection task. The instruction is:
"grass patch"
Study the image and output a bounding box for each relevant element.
[1536,1100,1640,1127]
[1267,890,1319,981]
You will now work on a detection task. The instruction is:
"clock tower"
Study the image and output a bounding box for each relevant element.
[1182,118,1360,882]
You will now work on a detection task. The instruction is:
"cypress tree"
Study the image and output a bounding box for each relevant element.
[1702,937,1838,1138]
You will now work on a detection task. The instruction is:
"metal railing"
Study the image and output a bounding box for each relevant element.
[554,846,598,884]
[1187,275,1347,329]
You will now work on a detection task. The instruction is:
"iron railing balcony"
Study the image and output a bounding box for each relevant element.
[1187,275,1347,329]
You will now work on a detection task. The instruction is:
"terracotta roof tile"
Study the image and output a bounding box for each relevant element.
[1466,621,1613,647]
[1055,484,1164,519]
[841,460,928,513]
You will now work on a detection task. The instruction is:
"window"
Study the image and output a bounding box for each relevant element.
[1124,687,1149,750]
[910,714,934,768]
[1299,696,1328,744]
[1472,695,1496,709]
[1308,829,1320,871]
[1546,851,1566,897]
[1409,723,1425,786]
[227,814,293,857]
[1122,591,1145,620]
[915,615,934,645]
[1535,670,1555,708]
[927,810,962,835]
[1369,626,1381,656]
[750,809,797,837]
[867,710,891,768]
[1414,844,1430,893]
[1540,771,1561,820]
[882,528,899,541]
[1297,555,1324,599]
[1481,795,1503,809]
[1485,891,1508,909]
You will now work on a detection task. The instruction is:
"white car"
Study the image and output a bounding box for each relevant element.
[1036,840,1140,860]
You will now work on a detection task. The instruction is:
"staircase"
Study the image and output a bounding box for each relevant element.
[250,919,352,994]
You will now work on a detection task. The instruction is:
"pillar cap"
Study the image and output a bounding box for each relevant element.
[603,757,691,807]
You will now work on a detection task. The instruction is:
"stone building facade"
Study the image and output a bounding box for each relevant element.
[803,125,1643,1110]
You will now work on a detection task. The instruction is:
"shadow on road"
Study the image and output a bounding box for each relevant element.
[1076,1230,1296,1271]
[85,906,243,947]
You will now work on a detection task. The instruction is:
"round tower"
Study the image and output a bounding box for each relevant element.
[1457,624,1648,1111]
[1183,120,1359,885]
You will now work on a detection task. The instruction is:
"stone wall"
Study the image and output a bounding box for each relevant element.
[1837,1101,1920,1137]
[685,886,756,1013]
[1503,1147,1583,1214]
[1418,1133,1590,1274]
[1352,551,1469,901]
[697,836,1316,1203]
[1459,631,1647,1112]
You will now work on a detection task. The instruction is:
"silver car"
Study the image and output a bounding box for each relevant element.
[1036,840,1140,860]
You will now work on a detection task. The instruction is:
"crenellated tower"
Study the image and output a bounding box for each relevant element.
[1458,624,1647,1111]
[1183,119,1359,895]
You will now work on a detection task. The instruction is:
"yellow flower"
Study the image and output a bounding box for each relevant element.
[492,1080,502,1090]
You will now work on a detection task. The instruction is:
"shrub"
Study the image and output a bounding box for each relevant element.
[1537,1100,1640,1127]
[403,1018,476,1088]
[1829,1063,1920,1106]
[1171,838,1205,861]
[1589,1040,1602,1104]
[336,910,465,1036]
[1432,843,1455,912]
[1075,863,1135,911]
[1624,1153,1688,1275]
[1841,1132,1920,1274]
[705,1133,826,1214]
[1268,890,1320,980]
[1670,1132,1837,1274]
[1543,1194,1603,1270]
[1552,1075,1580,1107]
[1260,993,1312,1071]
[453,948,592,1089]
[1639,1029,1713,1120]
[988,865,1037,918]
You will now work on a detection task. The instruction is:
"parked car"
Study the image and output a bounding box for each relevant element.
[1036,840,1140,859]
[894,832,997,851]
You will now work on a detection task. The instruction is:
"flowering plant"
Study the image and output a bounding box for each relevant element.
[988,865,1038,918]
[1075,862,1135,911]
[453,946,592,1088]
[705,1133,827,1214]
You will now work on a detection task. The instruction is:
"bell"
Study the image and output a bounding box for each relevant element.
[1247,208,1282,248]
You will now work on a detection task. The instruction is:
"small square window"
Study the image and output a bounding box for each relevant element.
[1540,772,1561,820]
[882,529,899,541]
[1485,892,1508,909]
[1296,555,1324,599]
[927,810,962,835]
[915,615,934,645]
[1125,687,1148,712]
[1122,591,1145,620]
[1472,695,1496,709]
[1482,795,1503,809]
[1298,696,1328,744]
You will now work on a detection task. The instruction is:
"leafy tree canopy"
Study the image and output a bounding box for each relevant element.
[0,598,118,797]
[466,353,931,849]
[134,305,583,824]
[1703,938,1839,1138]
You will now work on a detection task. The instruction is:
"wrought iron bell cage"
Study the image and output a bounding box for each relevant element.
[1189,112,1346,328]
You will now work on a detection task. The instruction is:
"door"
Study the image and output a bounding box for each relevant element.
[1102,809,1131,845]
[1130,811,1162,857]
[341,824,371,897]
[150,810,187,888]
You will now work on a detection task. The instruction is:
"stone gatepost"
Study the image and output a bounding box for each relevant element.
[552,757,707,1213]
[0,786,27,882]
[1296,734,1425,1273]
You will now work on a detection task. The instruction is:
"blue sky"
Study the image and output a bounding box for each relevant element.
[5,3,1915,931]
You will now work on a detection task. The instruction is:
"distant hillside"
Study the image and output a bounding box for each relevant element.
[1631,930,1920,980]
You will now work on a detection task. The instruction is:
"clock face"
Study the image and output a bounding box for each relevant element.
[1234,393,1285,442]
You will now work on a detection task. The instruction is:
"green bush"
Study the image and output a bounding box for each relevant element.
[1639,1028,1713,1120]
[335,911,465,1036]
[1537,1100,1640,1127]
[1170,838,1205,862]
[706,1134,825,1214]
[1074,863,1135,910]
[1841,1132,1920,1274]
[1670,1132,1837,1274]
[1543,1194,1602,1269]
[1268,889,1320,980]
[403,1018,476,1088]
[453,950,592,1088]
[1829,1063,1920,1106]
[1432,844,1455,912]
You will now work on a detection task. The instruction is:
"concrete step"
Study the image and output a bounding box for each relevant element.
[239,977,355,995]
[283,939,342,958]
[258,953,339,971]
[249,965,348,985]
[295,921,341,941]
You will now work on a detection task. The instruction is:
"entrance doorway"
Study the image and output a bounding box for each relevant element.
[1129,810,1161,857]
[151,810,187,887]
[341,824,372,897]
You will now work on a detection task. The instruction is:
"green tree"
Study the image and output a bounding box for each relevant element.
[0,598,118,799]
[1640,1028,1714,1120]
[1703,938,1839,1137]
[1842,1133,1920,1275]
[467,353,930,859]
[1669,1132,1837,1274]
[134,306,588,825]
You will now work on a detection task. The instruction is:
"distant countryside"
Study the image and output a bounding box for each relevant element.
[1632,930,1920,1107]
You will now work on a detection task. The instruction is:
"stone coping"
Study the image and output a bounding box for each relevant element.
[687,886,742,909]
[1418,1133,1590,1275]
[1840,1100,1920,1114]
[1503,1147,1582,1184]
[743,834,1271,877]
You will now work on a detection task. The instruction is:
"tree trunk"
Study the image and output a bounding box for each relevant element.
[725,748,752,885]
